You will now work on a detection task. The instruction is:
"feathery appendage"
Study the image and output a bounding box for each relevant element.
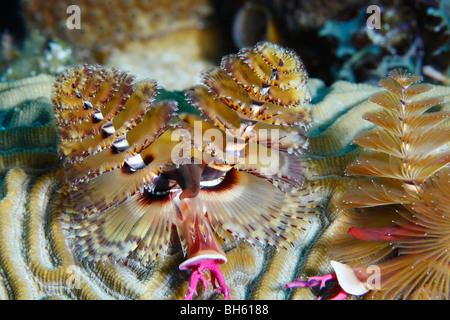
[284,68,450,299]
[185,41,311,190]
[54,42,315,300]
[179,41,315,298]
[53,64,184,264]
[329,68,450,299]
[183,41,315,249]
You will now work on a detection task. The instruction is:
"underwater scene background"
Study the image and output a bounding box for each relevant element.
[0,0,449,300]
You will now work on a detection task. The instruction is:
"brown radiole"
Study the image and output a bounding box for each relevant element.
[52,42,313,299]
[330,69,450,299]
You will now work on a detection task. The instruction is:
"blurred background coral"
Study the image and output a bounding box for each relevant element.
[1,0,448,89]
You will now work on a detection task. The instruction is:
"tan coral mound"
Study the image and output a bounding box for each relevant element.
[21,0,213,57]
[21,0,218,90]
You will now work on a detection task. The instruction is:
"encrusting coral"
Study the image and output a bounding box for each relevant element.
[0,74,58,175]
[19,0,219,91]
[21,0,213,59]
[0,44,449,300]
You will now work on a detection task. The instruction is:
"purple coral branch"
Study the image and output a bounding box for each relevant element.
[184,259,231,300]
[283,273,348,300]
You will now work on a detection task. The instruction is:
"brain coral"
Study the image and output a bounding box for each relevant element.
[0,45,449,300]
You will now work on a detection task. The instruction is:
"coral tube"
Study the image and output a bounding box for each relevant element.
[174,194,229,299]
